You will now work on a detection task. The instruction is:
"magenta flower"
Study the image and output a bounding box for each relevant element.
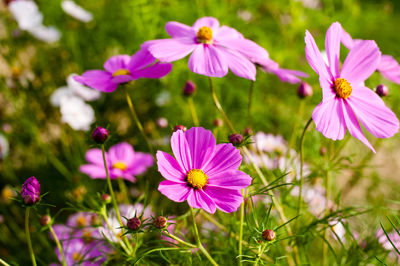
[341,25,400,84]
[305,22,399,152]
[143,17,269,80]
[258,58,308,84]
[157,127,252,213]
[74,49,172,93]
[80,142,153,182]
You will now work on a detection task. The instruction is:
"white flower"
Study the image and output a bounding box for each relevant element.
[253,132,287,154]
[67,74,101,101]
[329,220,346,243]
[61,0,93,23]
[0,134,9,159]
[155,90,171,106]
[28,25,61,43]
[59,96,95,131]
[50,86,74,107]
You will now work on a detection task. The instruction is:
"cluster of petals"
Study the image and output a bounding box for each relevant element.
[305,22,399,152]
[80,142,153,182]
[156,127,252,214]
[74,49,172,93]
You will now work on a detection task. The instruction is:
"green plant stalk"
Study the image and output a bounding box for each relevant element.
[255,243,267,266]
[238,190,245,266]
[247,80,255,127]
[190,208,218,266]
[49,224,67,266]
[117,178,129,203]
[124,87,154,154]
[161,231,198,249]
[188,97,200,126]
[25,208,37,266]
[322,170,331,265]
[101,145,132,254]
[0,258,11,266]
[100,208,131,254]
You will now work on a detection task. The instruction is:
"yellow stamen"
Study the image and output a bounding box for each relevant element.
[197,26,213,44]
[334,78,352,99]
[76,216,86,227]
[187,169,208,189]
[82,231,93,243]
[72,252,83,262]
[112,69,130,77]
[113,161,127,171]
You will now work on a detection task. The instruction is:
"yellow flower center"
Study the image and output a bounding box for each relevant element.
[187,169,208,189]
[72,252,83,262]
[112,69,130,77]
[82,231,93,243]
[334,78,352,99]
[197,26,213,44]
[76,216,86,227]
[113,161,127,171]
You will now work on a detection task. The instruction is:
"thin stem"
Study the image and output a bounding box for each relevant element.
[188,97,199,126]
[25,208,37,266]
[100,209,131,254]
[117,178,129,203]
[49,224,67,266]
[0,258,11,266]
[247,80,255,127]
[101,145,132,254]
[124,87,154,154]
[255,244,267,266]
[161,231,198,249]
[322,170,331,265]
[208,77,235,133]
[190,208,218,266]
[238,190,245,266]
[297,117,313,216]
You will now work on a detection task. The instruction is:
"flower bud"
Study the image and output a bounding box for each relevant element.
[92,126,109,144]
[183,80,196,96]
[101,194,111,203]
[173,125,187,132]
[21,176,40,205]
[375,84,389,97]
[297,82,313,98]
[40,215,51,226]
[154,216,167,229]
[243,127,253,136]
[229,134,244,145]
[157,117,168,128]
[127,217,141,230]
[262,229,276,241]
[213,119,223,127]
[319,147,327,156]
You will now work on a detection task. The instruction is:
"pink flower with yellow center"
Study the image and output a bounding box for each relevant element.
[305,22,399,152]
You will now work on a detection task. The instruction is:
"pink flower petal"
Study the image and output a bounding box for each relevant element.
[80,164,106,179]
[203,143,241,176]
[377,55,400,84]
[192,17,220,31]
[158,181,191,202]
[170,130,192,173]
[341,101,375,152]
[127,48,156,71]
[74,70,117,92]
[131,62,172,79]
[312,98,347,140]
[340,40,381,84]
[165,21,196,38]
[110,169,136,182]
[84,148,103,165]
[203,186,243,213]
[325,22,342,78]
[340,27,355,49]
[216,47,256,80]
[265,67,309,84]
[187,190,216,214]
[103,55,131,73]
[184,127,216,169]
[111,75,134,84]
[216,38,269,65]
[207,170,252,189]
[128,152,154,175]
[348,86,399,138]
[213,25,243,41]
[156,151,186,183]
[108,142,135,165]
[145,38,197,62]
[188,44,228,77]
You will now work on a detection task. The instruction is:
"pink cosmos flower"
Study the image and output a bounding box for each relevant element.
[258,58,308,84]
[143,17,269,80]
[74,49,172,93]
[80,142,153,182]
[156,127,252,214]
[341,25,400,84]
[305,22,399,152]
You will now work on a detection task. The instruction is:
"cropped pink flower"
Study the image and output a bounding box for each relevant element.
[80,142,153,182]
[157,127,252,213]
[259,58,308,84]
[305,22,399,152]
[143,17,269,80]
[74,49,172,93]
[341,25,400,84]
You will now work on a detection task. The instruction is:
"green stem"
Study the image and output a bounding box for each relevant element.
[238,190,245,266]
[190,208,218,266]
[297,117,313,216]
[247,80,255,127]
[49,225,67,266]
[100,208,131,254]
[0,258,11,266]
[117,178,129,203]
[322,170,331,265]
[161,231,198,249]
[101,145,132,254]
[25,208,37,266]
[124,87,154,154]
[188,97,200,126]
[255,244,267,266]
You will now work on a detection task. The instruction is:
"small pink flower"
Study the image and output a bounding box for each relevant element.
[157,127,252,214]
[305,22,399,152]
[143,17,269,80]
[74,49,172,93]
[80,142,153,182]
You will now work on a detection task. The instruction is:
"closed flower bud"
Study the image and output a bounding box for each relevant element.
[319,146,327,156]
[183,80,196,96]
[173,125,187,132]
[92,126,109,144]
[213,119,223,127]
[154,216,167,229]
[21,176,40,205]
[40,215,51,226]
[127,217,141,230]
[297,82,313,98]
[229,133,244,145]
[375,84,389,97]
[243,127,253,136]
[262,229,276,241]
[101,194,111,203]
